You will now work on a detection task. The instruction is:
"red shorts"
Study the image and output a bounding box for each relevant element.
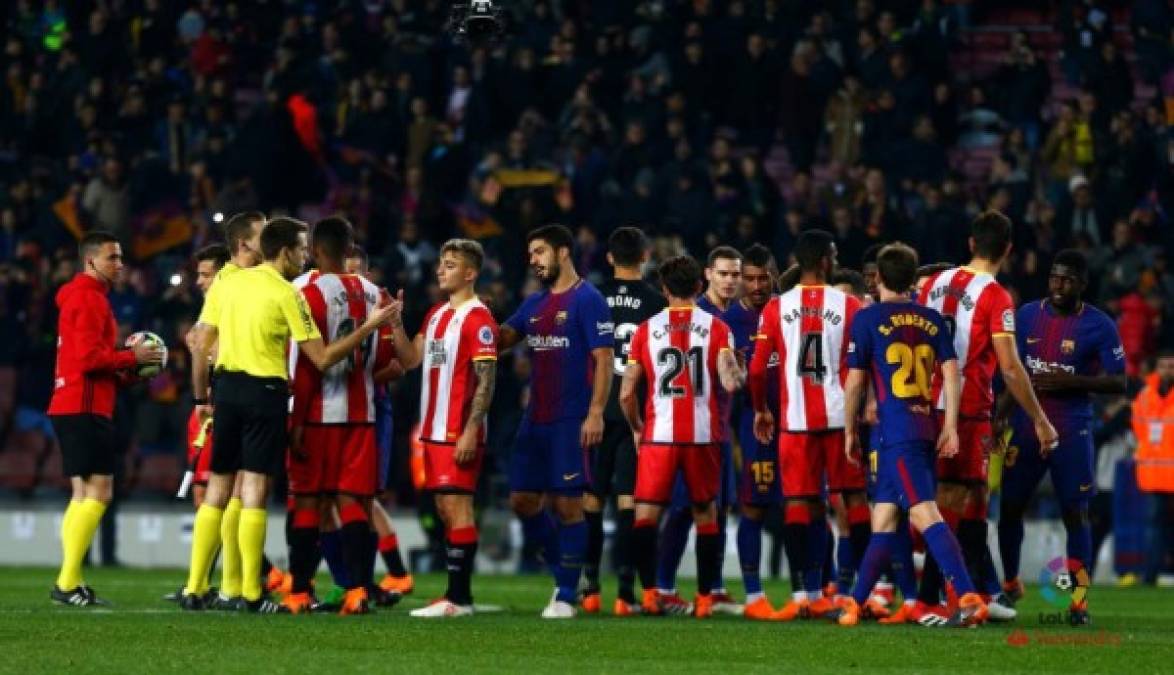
[288,425,377,497]
[634,442,721,505]
[778,430,847,498]
[422,441,484,493]
[826,430,867,492]
[186,410,214,485]
[935,415,991,484]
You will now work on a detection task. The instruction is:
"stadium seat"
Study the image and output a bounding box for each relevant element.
[0,430,48,494]
[135,454,183,496]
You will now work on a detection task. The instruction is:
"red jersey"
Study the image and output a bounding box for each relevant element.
[750,285,859,432]
[629,306,734,444]
[48,273,137,418]
[417,298,499,444]
[290,271,386,425]
[918,266,1015,418]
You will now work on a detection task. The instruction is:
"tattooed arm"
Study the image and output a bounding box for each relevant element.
[454,359,497,465]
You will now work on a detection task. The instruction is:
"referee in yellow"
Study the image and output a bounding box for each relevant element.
[179,217,394,612]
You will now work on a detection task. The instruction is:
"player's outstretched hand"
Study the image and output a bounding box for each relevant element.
[367,292,400,328]
[936,426,959,458]
[1034,416,1059,458]
[753,410,775,444]
[133,340,165,365]
[581,411,604,449]
[454,429,477,466]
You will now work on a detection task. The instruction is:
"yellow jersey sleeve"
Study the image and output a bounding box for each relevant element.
[198,281,222,327]
[282,287,321,343]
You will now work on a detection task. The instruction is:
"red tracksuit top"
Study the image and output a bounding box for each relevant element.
[47,273,138,419]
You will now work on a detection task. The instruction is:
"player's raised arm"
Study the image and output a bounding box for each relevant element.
[938,357,961,458]
[385,289,425,370]
[298,296,395,371]
[717,347,745,392]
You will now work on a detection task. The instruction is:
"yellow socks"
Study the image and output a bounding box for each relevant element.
[56,498,105,591]
[238,507,267,602]
[184,504,224,596]
[218,498,243,597]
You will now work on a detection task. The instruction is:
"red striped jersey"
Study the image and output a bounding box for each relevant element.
[417,298,499,444]
[628,306,734,444]
[750,285,860,432]
[917,266,1015,418]
[290,271,384,424]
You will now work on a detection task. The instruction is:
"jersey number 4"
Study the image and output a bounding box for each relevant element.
[798,332,827,384]
[656,346,704,398]
[885,343,935,400]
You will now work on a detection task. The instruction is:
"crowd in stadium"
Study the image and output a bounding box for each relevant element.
[1,1,1172,583]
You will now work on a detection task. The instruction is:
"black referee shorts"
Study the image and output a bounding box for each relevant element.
[210,371,288,476]
[50,414,117,478]
[589,417,637,498]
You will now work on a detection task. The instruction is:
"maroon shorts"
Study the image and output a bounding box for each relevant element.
[634,442,721,505]
[423,441,484,493]
[778,429,846,498]
[288,425,377,497]
[935,416,991,484]
[186,409,214,485]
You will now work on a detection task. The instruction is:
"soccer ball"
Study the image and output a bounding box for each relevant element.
[125,331,168,378]
[1053,570,1074,592]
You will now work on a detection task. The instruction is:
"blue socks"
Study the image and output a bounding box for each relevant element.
[520,511,558,575]
[836,536,855,593]
[923,521,975,595]
[891,523,919,602]
[1063,506,1093,576]
[737,516,764,597]
[657,507,692,590]
[555,520,587,603]
[320,529,351,589]
[998,505,1026,584]
[851,532,894,604]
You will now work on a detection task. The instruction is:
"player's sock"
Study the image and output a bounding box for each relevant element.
[379,533,408,576]
[781,504,810,600]
[185,503,224,595]
[321,528,352,588]
[656,507,691,591]
[805,518,827,596]
[289,508,320,594]
[632,518,658,590]
[56,500,82,588]
[821,524,835,597]
[218,498,242,597]
[615,508,636,603]
[366,530,379,588]
[848,502,872,570]
[963,518,1003,596]
[715,513,729,593]
[737,515,765,599]
[238,507,268,602]
[519,511,557,575]
[584,510,604,592]
[892,517,919,602]
[957,519,985,591]
[836,536,854,594]
[57,498,105,591]
[998,507,1025,584]
[1062,505,1093,578]
[851,532,893,604]
[922,521,975,595]
[338,503,371,591]
[446,526,478,606]
[554,519,587,604]
[695,521,721,595]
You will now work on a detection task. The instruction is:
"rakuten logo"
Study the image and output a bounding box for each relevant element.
[1026,355,1075,374]
[528,335,570,351]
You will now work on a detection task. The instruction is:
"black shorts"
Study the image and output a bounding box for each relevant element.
[50,414,117,478]
[590,418,637,498]
[210,371,288,476]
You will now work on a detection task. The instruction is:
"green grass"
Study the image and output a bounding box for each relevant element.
[2,567,1171,674]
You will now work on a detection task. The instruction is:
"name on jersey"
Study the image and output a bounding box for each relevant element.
[877,312,940,336]
[652,321,710,340]
[1026,354,1075,375]
[427,340,447,366]
[608,295,643,310]
[329,288,378,308]
[528,334,570,350]
[781,306,843,326]
[928,285,975,311]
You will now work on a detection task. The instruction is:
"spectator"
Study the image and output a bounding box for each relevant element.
[995,31,1051,149]
[1132,353,1174,583]
[81,158,130,242]
[824,74,866,166]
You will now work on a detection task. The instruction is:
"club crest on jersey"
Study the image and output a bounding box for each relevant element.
[478,325,494,345]
[555,310,568,325]
[1060,339,1075,355]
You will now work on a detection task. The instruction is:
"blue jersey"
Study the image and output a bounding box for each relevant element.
[1011,300,1125,436]
[506,279,614,424]
[848,301,956,446]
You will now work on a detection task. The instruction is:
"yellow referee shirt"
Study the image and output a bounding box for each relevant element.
[197,261,241,326]
[203,263,321,379]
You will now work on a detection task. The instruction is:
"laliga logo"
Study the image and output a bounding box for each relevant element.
[1038,556,1090,608]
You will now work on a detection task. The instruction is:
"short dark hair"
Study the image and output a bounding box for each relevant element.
[311,216,354,264]
[225,211,265,255]
[658,255,704,299]
[862,243,883,266]
[607,227,648,267]
[527,224,574,257]
[706,245,742,268]
[971,210,1012,261]
[876,242,920,293]
[260,217,308,260]
[794,229,835,273]
[79,230,118,261]
[195,244,229,270]
[440,238,485,271]
[742,243,776,271]
[1051,248,1088,282]
[832,269,866,297]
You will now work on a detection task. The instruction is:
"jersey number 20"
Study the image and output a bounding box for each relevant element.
[885,343,935,400]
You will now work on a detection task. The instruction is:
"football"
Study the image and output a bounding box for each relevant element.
[125,331,168,378]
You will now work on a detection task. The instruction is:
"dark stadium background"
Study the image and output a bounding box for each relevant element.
[0,0,1170,574]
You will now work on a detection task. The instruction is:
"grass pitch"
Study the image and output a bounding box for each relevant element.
[1,567,1171,674]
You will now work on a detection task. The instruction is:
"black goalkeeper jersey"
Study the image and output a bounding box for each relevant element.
[598,277,666,422]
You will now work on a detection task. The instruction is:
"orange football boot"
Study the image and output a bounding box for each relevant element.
[951,593,988,627]
[581,592,601,614]
[835,597,860,626]
[613,598,642,616]
[770,599,809,621]
[1003,578,1025,604]
[339,587,371,615]
[693,594,714,618]
[266,567,290,594]
[281,591,312,615]
[878,602,914,624]
[743,596,777,620]
[861,597,891,620]
[808,596,836,617]
[378,573,414,595]
[641,589,662,616]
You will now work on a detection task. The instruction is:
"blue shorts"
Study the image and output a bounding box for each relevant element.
[1002,423,1095,506]
[671,440,735,510]
[737,411,782,506]
[872,441,937,510]
[510,417,588,493]
[374,393,394,492]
